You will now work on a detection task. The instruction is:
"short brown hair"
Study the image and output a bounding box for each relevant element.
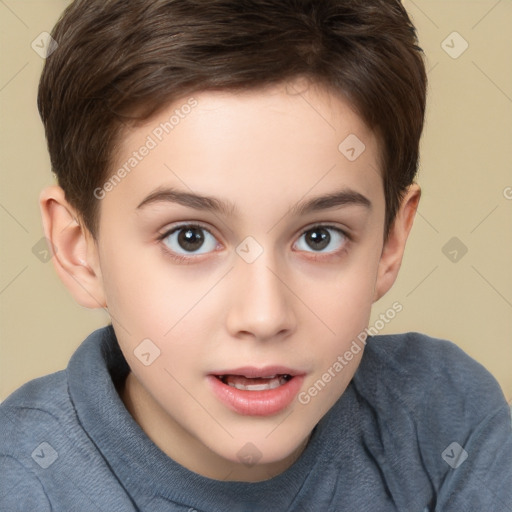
[38,0,427,239]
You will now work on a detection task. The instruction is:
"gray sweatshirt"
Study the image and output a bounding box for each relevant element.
[1,325,511,511]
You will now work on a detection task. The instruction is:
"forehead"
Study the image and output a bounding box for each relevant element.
[101,79,383,224]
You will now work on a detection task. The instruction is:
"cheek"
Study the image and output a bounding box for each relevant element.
[96,237,164,343]
[311,283,372,374]
[296,262,376,414]
[297,245,380,409]
[98,237,224,347]
[306,248,380,335]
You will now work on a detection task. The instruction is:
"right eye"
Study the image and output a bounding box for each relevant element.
[160,223,220,258]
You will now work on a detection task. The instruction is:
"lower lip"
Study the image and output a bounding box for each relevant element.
[207,375,305,416]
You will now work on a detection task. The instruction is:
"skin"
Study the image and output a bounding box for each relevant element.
[39,77,420,482]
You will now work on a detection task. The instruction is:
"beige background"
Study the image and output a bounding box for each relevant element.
[1,1,511,402]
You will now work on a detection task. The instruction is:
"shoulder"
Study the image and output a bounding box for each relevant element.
[0,329,136,510]
[0,372,68,510]
[0,324,114,437]
[356,331,506,415]
[1,370,70,442]
[348,332,512,508]
[362,330,486,375]
[352,330,511,462]
[0,370,75,464]
[0,455,51,510]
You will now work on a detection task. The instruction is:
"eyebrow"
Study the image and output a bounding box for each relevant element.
[136,186,372,216]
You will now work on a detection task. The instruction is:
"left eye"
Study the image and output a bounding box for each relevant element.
[161,225,218,255]
[294,225,347,253]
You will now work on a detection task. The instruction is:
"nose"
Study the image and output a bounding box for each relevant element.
[225,251,297,342]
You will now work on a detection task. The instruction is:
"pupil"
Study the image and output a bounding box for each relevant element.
[307,228,330,250]
[178,227,204,251]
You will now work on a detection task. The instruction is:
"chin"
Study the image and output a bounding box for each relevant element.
[213,428,310,467]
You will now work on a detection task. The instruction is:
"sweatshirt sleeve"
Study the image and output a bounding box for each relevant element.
[433,403,512,511]
[0,456,51,512]
[357,332,512,511]
[413,337,512,511]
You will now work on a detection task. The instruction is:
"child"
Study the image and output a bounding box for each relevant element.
[1,0,511,510]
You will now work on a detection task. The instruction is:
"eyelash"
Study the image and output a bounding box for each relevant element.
[157,222,352,264]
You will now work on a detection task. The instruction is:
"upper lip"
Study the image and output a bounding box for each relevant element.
[210,366,304,378]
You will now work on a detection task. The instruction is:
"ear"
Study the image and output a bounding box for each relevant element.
[39,185,107,308]
[373,183,421,302]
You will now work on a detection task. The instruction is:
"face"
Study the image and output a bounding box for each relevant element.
[87,79,392,480]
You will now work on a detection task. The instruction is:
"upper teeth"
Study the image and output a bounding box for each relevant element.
[227,375,288,391]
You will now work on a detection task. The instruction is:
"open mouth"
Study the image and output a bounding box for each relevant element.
[208,369,304,416]
[215,374,293,391]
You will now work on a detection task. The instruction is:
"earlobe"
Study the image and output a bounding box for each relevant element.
[39,185,107,309]
[373,183,421,302]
